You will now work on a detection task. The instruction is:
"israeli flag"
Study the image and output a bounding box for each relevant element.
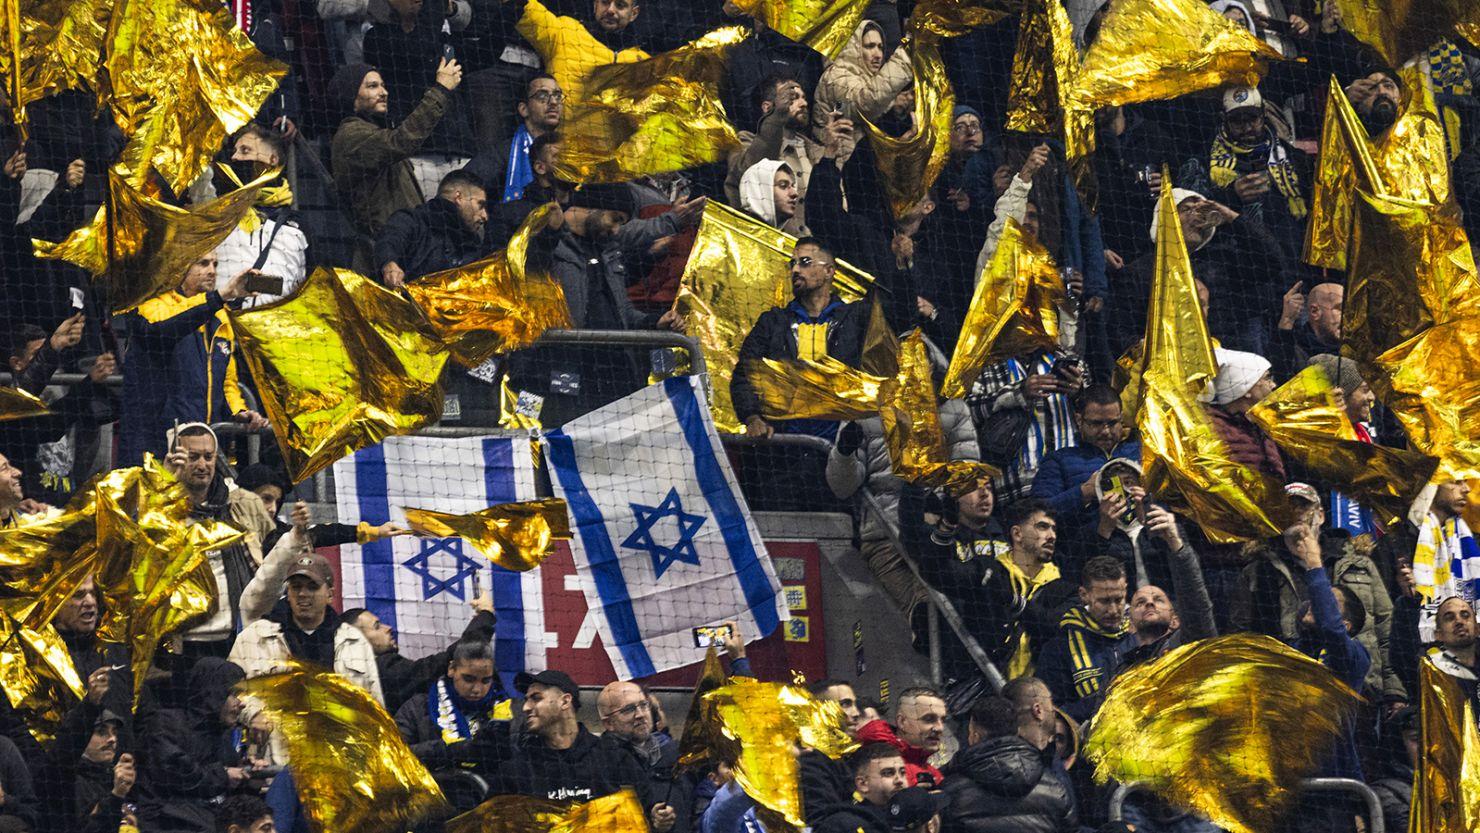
[542,376,789,679]
[333,435,548,688]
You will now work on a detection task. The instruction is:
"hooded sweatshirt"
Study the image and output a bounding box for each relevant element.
[739,159,806,235]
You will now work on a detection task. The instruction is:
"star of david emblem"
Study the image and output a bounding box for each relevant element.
[403,537,482,600]
[621,488,706,579]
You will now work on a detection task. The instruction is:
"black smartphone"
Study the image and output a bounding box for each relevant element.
[1052,356,1083,380]
[692,623,734,649]
[245,273,285,295]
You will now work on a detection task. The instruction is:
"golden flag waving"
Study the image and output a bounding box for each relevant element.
[1412,656,1480,832]
[1328,0,1480,67]
[0,0,111,141]
[728,0,872,60]
[33,165,282,312]
[882,331,998,495]
[860,38,954,220]
[1067,0,1281,111]
[555,27,746,184]
[1086,634,1364,833]
[744,355,887,422]
[236,661,447,833]
[447,788,647,833]
[940,217,1064,399]
[1304,70,1452,272]
[230,268,451,483]
[403,499,572,572]
[0,387,48,421]
[1247,365,1438,527]
[675,200,873,432]
[406,203,574,367]
[1004,0,1094,162]
[1135,174,1291,543]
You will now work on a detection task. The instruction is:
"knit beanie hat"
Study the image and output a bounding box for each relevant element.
[1308,353,1365,392]
[1211,348,1271,406]
[328,63,376,123]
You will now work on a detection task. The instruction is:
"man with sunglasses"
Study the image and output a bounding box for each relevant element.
[730,237,871,509]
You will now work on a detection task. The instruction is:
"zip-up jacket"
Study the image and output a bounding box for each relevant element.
[1035,607,1136,722]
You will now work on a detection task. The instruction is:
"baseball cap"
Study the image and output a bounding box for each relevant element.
[1285,482,1320,505]
[1222,85,1263,114]
[515,669,582,709]
[285,553,334,586]
[886,787,947,831]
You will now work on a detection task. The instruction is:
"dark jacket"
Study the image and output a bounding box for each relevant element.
[1267,320,1339,383]
[1296,566,1369,782]
[485,724,654,806]
[0,351,115,505]
[1205,405,1286,480]
[528,219,676,330]
[377,610,498,712]
[375,196,487,281]
[940,736,1076,833]
[0,734,39,832]
[1183,131,1314,264]
[140,658,248,833]
[729,299,872,425]
[395,677,509,773]
[33,698,120,833]
[330,84,453,272]
[361,0,474,157]
[162,308,251,429]
[58,628,136,724]
[599,731,693,833]
[722,25,824,135]
[1110,213,1290,356]
[1111,540,1219,671]
[0,164,89,331]
[116,291,229,465]
[1035,608,1137,723]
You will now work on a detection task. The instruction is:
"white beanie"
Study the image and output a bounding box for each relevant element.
[1149,188,1214,248]
[1210,348,1271,406]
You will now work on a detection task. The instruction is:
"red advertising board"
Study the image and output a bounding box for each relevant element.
[323,539,827,687]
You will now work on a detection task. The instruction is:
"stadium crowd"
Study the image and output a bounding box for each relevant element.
[1,0,1479,830]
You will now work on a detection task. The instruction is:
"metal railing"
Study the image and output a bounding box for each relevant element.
[1107,778,1384,833]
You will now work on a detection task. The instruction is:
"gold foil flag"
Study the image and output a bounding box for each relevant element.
[675,200,873,432]
[34,165,282,312]
[860,38,954,220]
[0,0,111,140]
[1369,319,1480,479]
[1068,0,1281,111]
[102,0,286,192]
[941,217,1064,399]
[698,678,859,827]
[1086,634,1364,833]
[882,331,997,497]
[1135,174,1290,542]
[909,0,1017,39]
[1005,0,1093,162]
[407,203,573,367]
[231,268,450,483]
[744,356,886,422]
[1329,0,1480,67]
[237,661,447,833]
[0,611,84,744]
[446,788,647,833]
[728,0,872,60]
[676,646,728,769]
[555,27,745,184]
[1304,70,1453,272]
[1412,656,1480,832]
[403,499,572,572]
[0,387,48,421]
[1247,365,1438,527]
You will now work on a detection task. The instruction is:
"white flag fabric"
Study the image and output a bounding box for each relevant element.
[541,376,789,679]
[332,435,547,685]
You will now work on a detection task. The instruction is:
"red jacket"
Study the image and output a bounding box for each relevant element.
[855,719,944,788]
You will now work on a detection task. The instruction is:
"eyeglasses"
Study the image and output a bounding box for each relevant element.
[788,255,833,269]
[952,121,982,136]
[528,90,565,104]
[601,702,645,721]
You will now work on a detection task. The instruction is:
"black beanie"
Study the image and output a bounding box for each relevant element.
[328,63,376,123]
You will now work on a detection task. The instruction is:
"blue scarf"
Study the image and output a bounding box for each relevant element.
[503,125,535,203]
[428,676,499,743]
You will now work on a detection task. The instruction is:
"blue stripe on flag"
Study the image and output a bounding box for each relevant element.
[483,437,527,690]
[662,378,781,638]
[352,444,398,633]
[545,429,656,678]
[482,438,517,504]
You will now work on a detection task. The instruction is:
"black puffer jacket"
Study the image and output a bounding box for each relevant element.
[940,736,1076,833]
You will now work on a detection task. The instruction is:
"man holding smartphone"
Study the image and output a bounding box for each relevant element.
[1201,85,1312,263]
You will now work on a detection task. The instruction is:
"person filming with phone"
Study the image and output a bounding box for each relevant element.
[116,257,268,465]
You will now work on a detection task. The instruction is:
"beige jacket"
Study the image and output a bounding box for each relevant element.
[810,20,913,159]
[229,618,385,705]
